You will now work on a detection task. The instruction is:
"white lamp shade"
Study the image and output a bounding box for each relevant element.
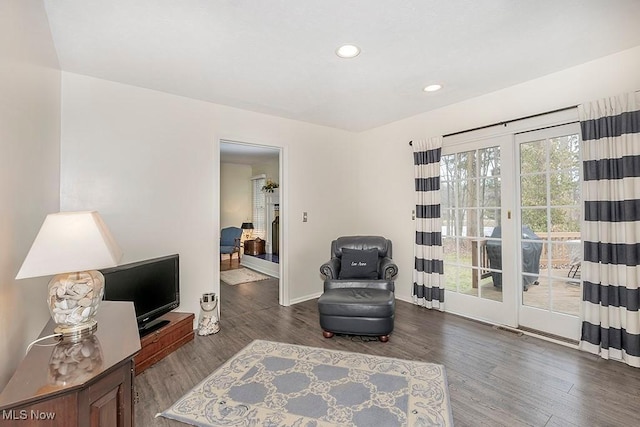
[16,211,123,279]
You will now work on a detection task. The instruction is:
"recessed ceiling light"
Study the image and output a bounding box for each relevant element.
[423,84,442,92]
[336,44,360,59]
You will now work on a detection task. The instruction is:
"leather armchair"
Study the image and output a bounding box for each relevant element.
[318,236,398,342]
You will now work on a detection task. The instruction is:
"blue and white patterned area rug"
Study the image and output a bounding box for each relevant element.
[158,340,453,426]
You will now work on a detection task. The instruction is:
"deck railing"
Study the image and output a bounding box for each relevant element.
[534,232,581,268]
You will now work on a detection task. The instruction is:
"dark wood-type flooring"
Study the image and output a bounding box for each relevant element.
[135,260,640,426]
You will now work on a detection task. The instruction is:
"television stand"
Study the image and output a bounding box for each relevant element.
[135,312,194,374]
[139,318,170,337]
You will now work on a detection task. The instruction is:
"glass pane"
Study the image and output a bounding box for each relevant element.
[549,171,580,206]
[441,154,456,181]
[462,209,481,237]
[443,237,456,262]
[520,139,546,174]
[480,146,500,177]
[480,273,502,302]
[458,267,477,296]
[458,151,475,179]
[441,146,504,301]
[521,240,543,291]
[538,240,550,270]
[451,210,465,237]
[551,280,581,316]
[442,210,455,237]
[459,238,472,266]
[566,239,582,275]
[519,130,581,323]
[522,208,548,233]
[520,174,546,206]
[550,134,580,170]
[485,238,502,290]
[470,179,479,207]
[458,180,479,208]
[550,208,580,232]
[481,209,500,237]
[441,182,452,208]
[480,177,501,207]
[444,264,458,292]
[522,267,549,310]
[549,242,570,273]
[471,239,484,270]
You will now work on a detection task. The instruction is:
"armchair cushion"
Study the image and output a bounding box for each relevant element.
[220,245,237,253]
[338,248,379,279]
[318,288,395,318]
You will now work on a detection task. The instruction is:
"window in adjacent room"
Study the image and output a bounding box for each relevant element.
[251,175,266,238]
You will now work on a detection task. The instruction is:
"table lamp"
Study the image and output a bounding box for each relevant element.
[16,211,123,341]
[241,222,254,240]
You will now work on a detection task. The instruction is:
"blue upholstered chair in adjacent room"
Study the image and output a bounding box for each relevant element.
[220,226,242,265]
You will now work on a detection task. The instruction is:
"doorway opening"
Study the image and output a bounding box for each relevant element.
[219,140,284,316]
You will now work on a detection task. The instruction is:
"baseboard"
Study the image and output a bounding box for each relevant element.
[395,294,413,304]
[289,292,322,305]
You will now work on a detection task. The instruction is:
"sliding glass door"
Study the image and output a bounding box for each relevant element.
[441,135,517,326]
[441,122,582,340]
[516,123,582,340]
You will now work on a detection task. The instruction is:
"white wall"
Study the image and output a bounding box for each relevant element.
[252,159,279,183]
[59,72,357,319]
[57,46,640,315]
[220,162,252,228]
[0,0,61,388]
[354,45,640,302]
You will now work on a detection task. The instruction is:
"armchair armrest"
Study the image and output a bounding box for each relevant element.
[379,257,398,280]
[320,258,340,279]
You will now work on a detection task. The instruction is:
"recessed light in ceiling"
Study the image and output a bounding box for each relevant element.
[336,44,361,59]
[423,84,443,92]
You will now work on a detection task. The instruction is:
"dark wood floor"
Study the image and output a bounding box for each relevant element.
[135,261,640,426]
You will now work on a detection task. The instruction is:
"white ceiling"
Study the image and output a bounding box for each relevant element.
[43,0,640,132]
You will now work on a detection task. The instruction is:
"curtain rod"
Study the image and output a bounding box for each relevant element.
[409,89,640,145]
[408,104,578,146]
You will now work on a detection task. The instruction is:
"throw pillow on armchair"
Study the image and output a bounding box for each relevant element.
[338,248,379,279]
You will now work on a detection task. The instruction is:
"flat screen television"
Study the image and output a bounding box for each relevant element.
[101,254,179,336]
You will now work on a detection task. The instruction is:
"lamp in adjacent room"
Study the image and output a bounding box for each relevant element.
[16,211,122,341]
[241,222,254,240]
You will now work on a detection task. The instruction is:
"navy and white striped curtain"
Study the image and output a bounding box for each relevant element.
[412,137,444,310]
[579,92,640,368]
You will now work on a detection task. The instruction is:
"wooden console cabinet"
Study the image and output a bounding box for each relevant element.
[0,302,140,427]
[135,312,194,375]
